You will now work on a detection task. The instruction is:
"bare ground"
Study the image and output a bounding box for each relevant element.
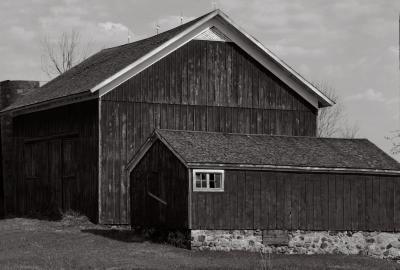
[0,217,399,270]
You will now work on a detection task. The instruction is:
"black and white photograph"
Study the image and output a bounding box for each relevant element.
[1,0,400,269]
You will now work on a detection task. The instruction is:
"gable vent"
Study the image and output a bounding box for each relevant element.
[194,27,231,42]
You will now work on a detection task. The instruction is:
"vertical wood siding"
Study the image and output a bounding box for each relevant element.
[191,170,400,231]
[5,101,98,221]
[130,141,188,228]
[100,40,317,224]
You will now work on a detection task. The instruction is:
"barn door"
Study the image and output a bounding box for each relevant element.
[48,139,62,211]
[61,138,78,212]
[23,140,50,215]
[147,172,167,226]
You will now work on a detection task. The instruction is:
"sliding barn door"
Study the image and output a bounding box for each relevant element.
[23,137,78,216]
[48,139,62,210]
[23,140,51,214]
[61,138,78,212]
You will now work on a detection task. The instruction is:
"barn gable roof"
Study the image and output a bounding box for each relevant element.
[3,9,333,114]
[128,129,400,175]
[1,12,211,114]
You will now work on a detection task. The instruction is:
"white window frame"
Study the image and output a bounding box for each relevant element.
[192,169,224,192]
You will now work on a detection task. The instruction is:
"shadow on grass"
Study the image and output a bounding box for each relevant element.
[81,229,145,243]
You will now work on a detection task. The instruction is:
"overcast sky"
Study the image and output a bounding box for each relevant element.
[1,0,400,159]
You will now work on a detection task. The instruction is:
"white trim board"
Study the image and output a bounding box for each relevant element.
[91,9,334,109]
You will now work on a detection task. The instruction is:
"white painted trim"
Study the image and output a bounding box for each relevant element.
[210,18,319,108]
[90,9,333,109]
[92,11,219,97]
[192,169,225,192]
[215,11,334,107]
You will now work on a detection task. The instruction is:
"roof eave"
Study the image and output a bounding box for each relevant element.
[0,91,98,116]
[186,162,400,175]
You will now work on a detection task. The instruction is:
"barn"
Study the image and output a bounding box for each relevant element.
[129,129,400,248]
[1,8,399,243]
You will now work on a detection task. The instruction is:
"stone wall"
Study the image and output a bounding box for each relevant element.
[191,230,400,261]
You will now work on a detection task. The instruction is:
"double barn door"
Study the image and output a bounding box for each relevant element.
[23,137,77,215]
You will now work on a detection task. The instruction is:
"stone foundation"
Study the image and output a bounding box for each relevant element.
[191,230,400,261]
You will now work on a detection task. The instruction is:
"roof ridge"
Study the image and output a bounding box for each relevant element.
[100,10,216,53]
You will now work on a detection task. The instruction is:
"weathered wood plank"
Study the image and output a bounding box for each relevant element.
[328,174,336,230]
[299,174,307,230]
[395,177,400,231]
[372,176,380,230]
[284,177,291,229]
[245,172,254,229]
[291,175,299,230]
[305,175,314,230]
[343,176,352,230]
[276,173,285,229]
[253,172,261,229]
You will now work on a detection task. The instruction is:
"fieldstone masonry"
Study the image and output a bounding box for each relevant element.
[191,230,400,261]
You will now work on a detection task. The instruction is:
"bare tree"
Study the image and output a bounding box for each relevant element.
[316,81,359,138]
[387,131,400,155]
[41,30,91,77]
[339,120,360,139]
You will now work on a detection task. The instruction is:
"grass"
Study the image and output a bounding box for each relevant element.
[0,216,399,270]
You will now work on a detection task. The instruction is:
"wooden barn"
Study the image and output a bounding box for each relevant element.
[0,9,399,230]
[130,130,400,232]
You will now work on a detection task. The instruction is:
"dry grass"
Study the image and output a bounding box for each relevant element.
[0,217,399,269]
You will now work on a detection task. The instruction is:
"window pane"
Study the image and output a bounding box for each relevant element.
[215,174,221,188]
[209,178,215,188]
[194,171,224,191]
[195,179,201,188]
[201,179,207,188]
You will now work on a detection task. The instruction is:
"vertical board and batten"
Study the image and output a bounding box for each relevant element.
[130,140,188,228]
[4,100,99,221]
[191,170,400,231]
[100,39,318,224]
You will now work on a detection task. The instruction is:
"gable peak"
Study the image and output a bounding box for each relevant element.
[194,26,231,42]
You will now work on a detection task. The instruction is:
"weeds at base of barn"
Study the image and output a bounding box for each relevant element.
[0,217,400,269]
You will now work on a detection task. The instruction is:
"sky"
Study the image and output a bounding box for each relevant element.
[1,0,400,160]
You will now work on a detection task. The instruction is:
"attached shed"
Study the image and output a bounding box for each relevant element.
[129,129,400,234]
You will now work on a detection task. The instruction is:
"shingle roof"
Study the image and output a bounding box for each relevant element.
[155,129,400,172]
[3,12,212,112]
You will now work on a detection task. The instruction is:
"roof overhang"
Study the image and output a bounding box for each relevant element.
[91,10,334,109]
[0,91,98,116]
[186,163,400,176]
